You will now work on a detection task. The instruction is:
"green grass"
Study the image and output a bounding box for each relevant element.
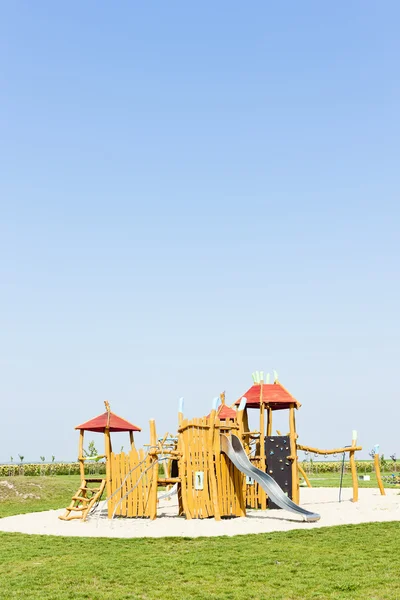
[0,523,399,599]
[1,476,400,598]
[0,476,81,518]
[303,472,383,488]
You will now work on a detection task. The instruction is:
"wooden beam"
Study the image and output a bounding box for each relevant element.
[289,405,300,505]
[104,428,112,518]
[266,407,272,436]
[297,444,363,455]
[298,463,312,488]
[208,408,221,520]
[258,383,267,509]
[349,435,359,502]
[374,453,386,496]
[78,430,85,479]
[149,419,158,520]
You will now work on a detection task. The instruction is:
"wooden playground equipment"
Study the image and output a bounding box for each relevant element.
[60,372,369,523]
[59,401,142,521]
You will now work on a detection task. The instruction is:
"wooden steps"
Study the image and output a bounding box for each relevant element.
[59,478,106,521]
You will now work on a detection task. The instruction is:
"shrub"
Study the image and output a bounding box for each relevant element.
[301,460,376,474]
[0,462,106,477]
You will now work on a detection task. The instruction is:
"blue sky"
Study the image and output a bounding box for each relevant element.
[1,2,399,462]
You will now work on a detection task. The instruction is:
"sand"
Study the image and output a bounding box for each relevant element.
[0,488,398,538]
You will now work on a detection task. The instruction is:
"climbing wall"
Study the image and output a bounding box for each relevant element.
[265,436,292,509]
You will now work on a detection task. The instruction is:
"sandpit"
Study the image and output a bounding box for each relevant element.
[0,488,398,538]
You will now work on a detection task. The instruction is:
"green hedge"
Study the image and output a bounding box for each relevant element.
[0,459,394,477]
[301,461,372,473]
[0,463,106,477]
[301,459,394,474]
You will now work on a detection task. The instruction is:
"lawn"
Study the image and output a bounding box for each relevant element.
[303,472,385,488]
[1,523,400,599]
[0,475,81,518]
[1,476,400,599]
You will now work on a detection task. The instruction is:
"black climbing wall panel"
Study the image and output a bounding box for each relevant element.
[265,436,292,509]
[170,459,179,478]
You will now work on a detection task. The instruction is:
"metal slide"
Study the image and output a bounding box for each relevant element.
[220,434,320,522]
[157,482,178,501]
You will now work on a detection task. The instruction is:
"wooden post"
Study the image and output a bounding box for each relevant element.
[289,404,300,505]
[266,407,272,436]
[149,419,158,519]
[176,421,187,517]
[350,431,359,502]
[105,428,112,518]
[178,397,184,427]
[236,398,247,509]
[208,406,221,521]
[259,404,265,455]
[374,453,386,496]
[243,408,249,439]
[129,431,135,450]
[78,430,85,479]
[259,383,267,509]
[237,405,244,439]
[103,400,113,517]
[298,463,312,488]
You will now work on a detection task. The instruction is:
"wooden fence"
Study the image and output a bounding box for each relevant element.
[178,417,245,519]
[108,447,154,518]
[107,414,263,519]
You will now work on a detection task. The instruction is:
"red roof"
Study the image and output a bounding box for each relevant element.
[206,404,237,420]
[75,411,141,433]
[217,404,237,420]
[235,383,300,411]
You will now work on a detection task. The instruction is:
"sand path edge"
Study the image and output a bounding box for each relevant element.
[0,488,399,538]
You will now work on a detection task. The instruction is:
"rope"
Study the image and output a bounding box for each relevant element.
[91,432,177,522]
[112,459,160,519]
[93,454,149,524]
[110,435,174,519]
[338,445,351,502]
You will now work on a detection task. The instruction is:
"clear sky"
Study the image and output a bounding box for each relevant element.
[1,2,399,463]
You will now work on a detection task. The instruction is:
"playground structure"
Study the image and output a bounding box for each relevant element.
[60,372,368,524]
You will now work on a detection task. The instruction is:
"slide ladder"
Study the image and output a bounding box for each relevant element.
[59,478,106,521]
[221,434,320,522]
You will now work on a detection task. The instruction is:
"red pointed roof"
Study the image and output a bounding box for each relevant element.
[235,382,300,411]
[75,411,141,433]
[206,404,237,420]
[218,404,237,420]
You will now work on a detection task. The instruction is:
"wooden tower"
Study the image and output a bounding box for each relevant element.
[235,373,301,507]
[59,401,141,521]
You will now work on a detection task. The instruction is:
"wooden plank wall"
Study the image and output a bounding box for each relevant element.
[108,447,153,518]
[107,415,255,519]
[178,417,214,518]
[178,416,245,518]
[214,420,245,517]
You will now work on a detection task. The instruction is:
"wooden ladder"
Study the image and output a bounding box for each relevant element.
[59,478,106,521]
